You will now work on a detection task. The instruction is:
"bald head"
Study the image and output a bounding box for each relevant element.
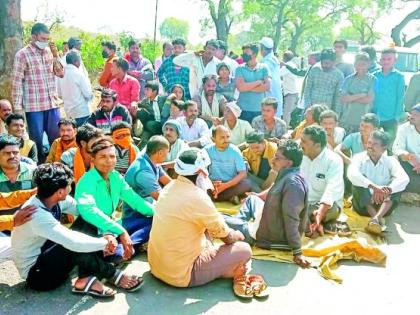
[212,125,231,151]
[0,100,12,121]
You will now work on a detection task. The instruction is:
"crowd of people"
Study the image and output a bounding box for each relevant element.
[0,21,419,299]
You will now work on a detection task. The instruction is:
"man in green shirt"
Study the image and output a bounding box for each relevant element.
[73,137,154,262]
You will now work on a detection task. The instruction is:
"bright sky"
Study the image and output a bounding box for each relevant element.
[21,0,420,47]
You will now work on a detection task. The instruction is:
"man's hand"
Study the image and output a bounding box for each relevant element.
[211,117,223,126]
[221,229,245,244]
[194,50,205,57]
[309,209,324,237]
[293,255,311,268]
[103,234,118,256]
[167,93,177,100]
[212,181,228,199]
[13,205,37,227]
[370,184,389,204]
[49,42,59,57]
[119,232,134,260]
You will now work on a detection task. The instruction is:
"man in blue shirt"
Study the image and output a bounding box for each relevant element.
[372,48,405,149]
[205,125,252,203]
[235,43,271,123]
[260,37,283,118]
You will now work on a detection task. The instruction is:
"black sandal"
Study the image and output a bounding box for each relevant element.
[72,276,115,298]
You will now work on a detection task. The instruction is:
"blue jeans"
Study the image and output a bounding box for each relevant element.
[75,115,90,127]
[239,110,260,124]
[26,108,60,162]
[223,195,264,245]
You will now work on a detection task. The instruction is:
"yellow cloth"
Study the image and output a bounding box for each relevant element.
[215,201,387,283]
[0,189,37,231]
[242,140,277,175]
[148,176,231,287]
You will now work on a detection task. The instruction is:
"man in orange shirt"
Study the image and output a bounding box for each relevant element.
[99,41,118,88]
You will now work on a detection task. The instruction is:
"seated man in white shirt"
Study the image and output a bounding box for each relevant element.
[12,163,143,297]
[319,110,345,149]
[177,101,212,148]
[393,104,420,193]
[348,130,409,235]
[300,125,347,238]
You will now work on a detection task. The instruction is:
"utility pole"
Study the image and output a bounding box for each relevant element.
[153,0,159,54]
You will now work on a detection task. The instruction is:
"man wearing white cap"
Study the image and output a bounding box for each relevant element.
[260,37,283,118]
[222,102,253,146]
[148,148,257,297]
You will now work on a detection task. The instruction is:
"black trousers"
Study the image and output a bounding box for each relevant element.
[352,186,401,217]
[26,241,116,291]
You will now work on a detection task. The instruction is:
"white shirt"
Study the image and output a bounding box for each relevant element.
[347,151,409,194]
[224,119,254,145]
[393,121,420,159]
[12,195,107,279]
[61,49,89,78]
[177,116,212,147]
[221,56,239,78]
[279,61,298,95]
[58,64,93,119]
[301,148,344,208]
[173,52,220,98]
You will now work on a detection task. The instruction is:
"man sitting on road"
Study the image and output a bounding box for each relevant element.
[348,130,409,235]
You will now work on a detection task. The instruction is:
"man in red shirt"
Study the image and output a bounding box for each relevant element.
[109,58,140,117]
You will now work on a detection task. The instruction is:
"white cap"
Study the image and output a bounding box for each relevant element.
[225,101,242,118]
[260,37,274,49]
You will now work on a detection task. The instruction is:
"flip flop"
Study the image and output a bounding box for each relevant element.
[232,275,253,299]
[248,274,269,298]
[72,276,115,298]
[365,219,382,235]
[109,269,144,292]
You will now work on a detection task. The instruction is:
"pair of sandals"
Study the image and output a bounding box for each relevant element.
[323,220,352,237]
[233,274,269,299]
[72,269,144,298]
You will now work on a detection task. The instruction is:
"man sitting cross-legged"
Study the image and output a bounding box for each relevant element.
[300,125,348,237]
[6,113,38,163]
[46,118,78,163]
[148,148,267,298]
[224,140,311,268]
[12,163,143,297]
[348,130,409,235]
[205,125,252,204]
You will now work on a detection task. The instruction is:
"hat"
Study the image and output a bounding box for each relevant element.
[163,119,182,136]
[260,37,274,49]
[245,131,265,144]
[225,101,242,118]
[174,148,211,176]
[411,104,420,113]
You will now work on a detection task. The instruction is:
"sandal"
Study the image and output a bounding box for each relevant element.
[323,221,339,235]
[248,274,269,298]
[109,269,144,292]
[72,276,115,298]
[233,275,253,299]
[365,219,382,235]
[337,221,352,237]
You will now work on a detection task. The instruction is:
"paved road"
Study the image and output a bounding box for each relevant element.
[1,203,420,315]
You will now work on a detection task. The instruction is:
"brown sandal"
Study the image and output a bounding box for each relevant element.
[248,274,269,298]
[233,275,253,298]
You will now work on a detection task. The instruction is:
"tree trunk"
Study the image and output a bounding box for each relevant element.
[405,34,420,48]
[272,2,288,51]
[289,24,304,54]
[0,0,22,101]
[391,6,420,47]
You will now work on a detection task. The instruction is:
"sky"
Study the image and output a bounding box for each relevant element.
[21,0,420,47]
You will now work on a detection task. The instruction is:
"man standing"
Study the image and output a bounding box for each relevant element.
[109,58,140,115]
[404,71,420,111]
[224,140,310,267]
[12,22,64,162]
[393,104,420,193]
[279,51,299,126]
[235,43,271,123]
[125,40,155,99]
[260,37,283,117]
[99,41,118,88]
[348,131,409,235]
[174,39,220,98]
[303,49,344,111]
[157,38,191,99]
[46,118,78,163]
[372,48,405,148]
[0,100,12,134]
[300,126,346,237]
[177,101,212,148]
[58,51,93,126]
[6,114,38,163]
[205,126,252,203]
[193,75,226,125]
[333,39,355,78]
[61,37,88,78]
[87,89,132,134]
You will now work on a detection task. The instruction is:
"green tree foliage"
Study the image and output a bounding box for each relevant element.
[159,17,189,40]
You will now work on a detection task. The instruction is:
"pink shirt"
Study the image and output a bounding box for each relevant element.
[109,74,140,108]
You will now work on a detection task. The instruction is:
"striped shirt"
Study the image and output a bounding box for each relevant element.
[12,43,60,112]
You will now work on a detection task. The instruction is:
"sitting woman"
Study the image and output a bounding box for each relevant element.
[73,137,154,264]
[12,163,143,298]
[216,62,238,102]
[291,104,328,140]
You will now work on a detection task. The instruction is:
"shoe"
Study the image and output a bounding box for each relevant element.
[337,221,352,237]
[323,220,352,237]
[365,219,382,235]
[233,275,253,299]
